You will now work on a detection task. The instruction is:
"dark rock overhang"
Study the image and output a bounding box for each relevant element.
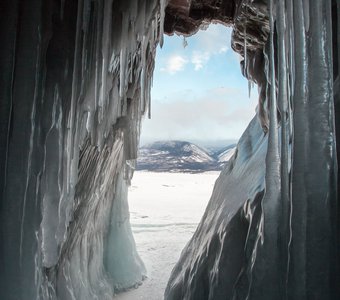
[164,0,236,36]
[164,0,269,57]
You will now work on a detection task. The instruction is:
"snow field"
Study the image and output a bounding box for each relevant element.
[114,171,220,299]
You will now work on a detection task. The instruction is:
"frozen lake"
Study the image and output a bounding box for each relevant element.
[114,171,220,300]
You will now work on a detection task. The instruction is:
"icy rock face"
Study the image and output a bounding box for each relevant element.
[165,115,268,299]
[0,0,166,299]
[165,0,339,299]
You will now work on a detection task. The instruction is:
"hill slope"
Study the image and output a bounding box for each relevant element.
[136,141,236,172]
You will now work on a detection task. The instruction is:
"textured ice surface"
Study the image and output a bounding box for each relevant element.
[165,0,339,299]
[0,0,339,299]
[165,116,268,299]
[0,0,166,299]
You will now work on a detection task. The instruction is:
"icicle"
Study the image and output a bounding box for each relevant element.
[267,0,281,209]
[289,0,308,298]
[246,0,282,297]
[244,19,251,99]
[149,71,154,119]
[67,0,84,192]
[119,12,129,99]
[129,53,134,83]
[302,0,310,32]
[277,0,290,296]
[244,26,247,77]
[300,0,337,296]
[100,0,113,121]
[140,35,147,113]
[146,77,151,119]
[182,36,188,48]
[94,0,103,114]
[248,80,252,98]
[154,16,159,42]
[159,0,166,48]
[148,95,152,119]
[286,0,295,99]
[119,47,127,99]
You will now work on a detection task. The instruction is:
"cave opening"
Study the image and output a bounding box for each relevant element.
[115,24,258,299]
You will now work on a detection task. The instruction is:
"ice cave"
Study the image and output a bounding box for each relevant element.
[0,0,339,299]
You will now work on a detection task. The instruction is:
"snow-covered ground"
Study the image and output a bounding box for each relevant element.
[114,171,220,300]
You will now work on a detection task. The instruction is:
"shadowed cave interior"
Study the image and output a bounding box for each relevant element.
[0,0,339,299]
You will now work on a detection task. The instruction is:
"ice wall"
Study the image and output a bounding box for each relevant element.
[0,0,339,299]
[165,0,339,299]
[0,0,166,299]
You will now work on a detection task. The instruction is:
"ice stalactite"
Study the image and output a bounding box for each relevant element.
[0,0,167,299]
[233,1,282,297]
[288,1,337,298]
[232,0,270,132]
[276,0,290,296]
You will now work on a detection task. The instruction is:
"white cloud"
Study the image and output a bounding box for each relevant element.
[158,25,232,75]
[191,51,210,71]
[188,25,231,71]
[161,55,188,74]
[141,87,258,143]
[195,24,232,55]
[219,46,228,53]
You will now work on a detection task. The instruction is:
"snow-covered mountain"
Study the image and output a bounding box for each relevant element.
[211,143,237,167]
[136,141,236,172]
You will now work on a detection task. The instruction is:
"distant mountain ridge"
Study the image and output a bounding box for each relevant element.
[136,140,236,172]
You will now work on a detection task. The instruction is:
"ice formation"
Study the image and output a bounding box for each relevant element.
[0,0,163,299]
[0,0,339,299]
[165,0,339,299]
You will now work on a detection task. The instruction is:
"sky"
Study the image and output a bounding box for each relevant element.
[140,24,258,146]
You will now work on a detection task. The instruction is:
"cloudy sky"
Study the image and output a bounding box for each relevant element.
[140,24,258,145]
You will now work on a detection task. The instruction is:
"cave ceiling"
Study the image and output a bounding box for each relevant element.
[164,0,269,57]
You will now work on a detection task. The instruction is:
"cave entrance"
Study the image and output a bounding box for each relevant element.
[116,24,258,299]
